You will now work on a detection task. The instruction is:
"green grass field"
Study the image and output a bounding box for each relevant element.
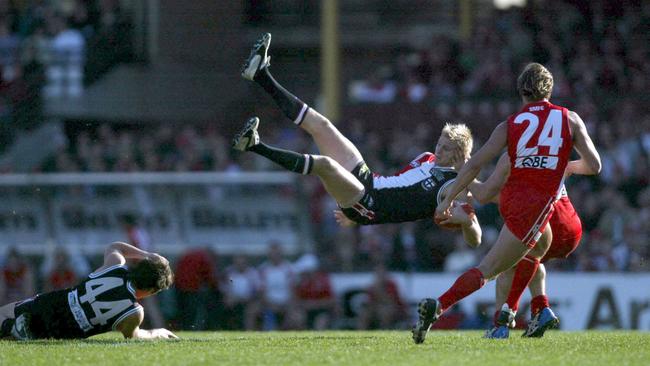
[1,331,648,366]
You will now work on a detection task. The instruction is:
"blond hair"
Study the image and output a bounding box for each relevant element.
[442,123,473,160]
[517,63,554,101]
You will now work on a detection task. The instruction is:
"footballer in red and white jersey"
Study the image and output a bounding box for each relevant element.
[500,100,574,247]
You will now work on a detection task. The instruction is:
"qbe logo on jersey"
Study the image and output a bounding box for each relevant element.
[514,155,559,170]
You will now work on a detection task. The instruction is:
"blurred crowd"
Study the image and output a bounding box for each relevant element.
[0,0,133,150]
[36,1,649,274]
[351,0,648,106]
[40,124,235,172]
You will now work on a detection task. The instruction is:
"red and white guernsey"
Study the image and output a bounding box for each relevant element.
[499,100,573,247]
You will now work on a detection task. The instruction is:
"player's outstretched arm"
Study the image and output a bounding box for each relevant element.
[102,242,168,269]
[116,308,178,340]
[469,153,511,204]
[437,122,508,216]
[457,204,481,248]
[437,202,481,247]
[568,111,601,175]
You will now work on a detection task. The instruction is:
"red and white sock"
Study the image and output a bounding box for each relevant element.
[506,255,540,312]
[438,267,486,313]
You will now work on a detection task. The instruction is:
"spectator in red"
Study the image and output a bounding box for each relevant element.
[0,247,35,304]
[174,247,222,330]
[43,247,78,292]
[357,264,406,329]
[290,254,337,330]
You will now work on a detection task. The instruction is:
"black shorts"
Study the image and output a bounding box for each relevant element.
[340,162,377,225]
[14,290,84,339]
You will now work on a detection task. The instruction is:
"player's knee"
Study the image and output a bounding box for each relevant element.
[477,263,498,281]
[313,155,338,174]
[530,240,550,258]
[305,111,338,137]
[535,263,546,279]
[307,109,331,127]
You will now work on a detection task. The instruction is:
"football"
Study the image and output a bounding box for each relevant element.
[434,201,476,230]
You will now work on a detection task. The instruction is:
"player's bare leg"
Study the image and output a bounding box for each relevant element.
[524,263,559,337]
[311,155,365,206]
[242,33,363,171]
[494,264,545,316]
[477,225,551,280]
[495,269,514,312]
[299,108,363,171]
[485,268,516,338]
[480,225,551,339]
[234,117,364,207]
[486,224,551,281]
[529,264,546,298]
[479,225,546,339]
[488,260,558,339]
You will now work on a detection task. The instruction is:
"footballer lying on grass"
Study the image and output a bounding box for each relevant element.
[0,242,177,340]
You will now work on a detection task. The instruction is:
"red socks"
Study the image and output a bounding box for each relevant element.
[437,261,544,318]
[439,268,486,312]
[506,255,540,312]
[530,295,550,316]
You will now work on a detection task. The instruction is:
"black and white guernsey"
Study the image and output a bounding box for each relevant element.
[341,152,457,225]
[14,264,142,339]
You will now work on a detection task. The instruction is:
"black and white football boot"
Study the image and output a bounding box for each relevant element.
[232,117,260,151]
[412,298,440,344]
[241,33,272,81]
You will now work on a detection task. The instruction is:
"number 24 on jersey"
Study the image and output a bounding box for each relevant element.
[514,109,563,170]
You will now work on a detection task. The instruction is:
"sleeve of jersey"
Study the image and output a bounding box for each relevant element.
[394,152,436,175]
[88,264,128,279]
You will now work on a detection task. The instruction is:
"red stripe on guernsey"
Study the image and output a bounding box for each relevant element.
[522,196,555,245]
[373,153,446,190]
[351,203,375,220]
[394,152,435,175]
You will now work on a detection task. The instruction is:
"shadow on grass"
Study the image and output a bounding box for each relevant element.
[2,334,384,346]
[3,339,183,346]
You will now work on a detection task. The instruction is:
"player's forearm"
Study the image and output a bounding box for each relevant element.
[447,161,482,203]
[461,217,482,248]
[107,242,151,260]
[567,159,599,176]
[129,328,155,340]
[468,180,496,204]
[571,112,602,174]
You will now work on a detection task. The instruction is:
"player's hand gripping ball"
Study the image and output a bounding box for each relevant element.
[434,201,476,230]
